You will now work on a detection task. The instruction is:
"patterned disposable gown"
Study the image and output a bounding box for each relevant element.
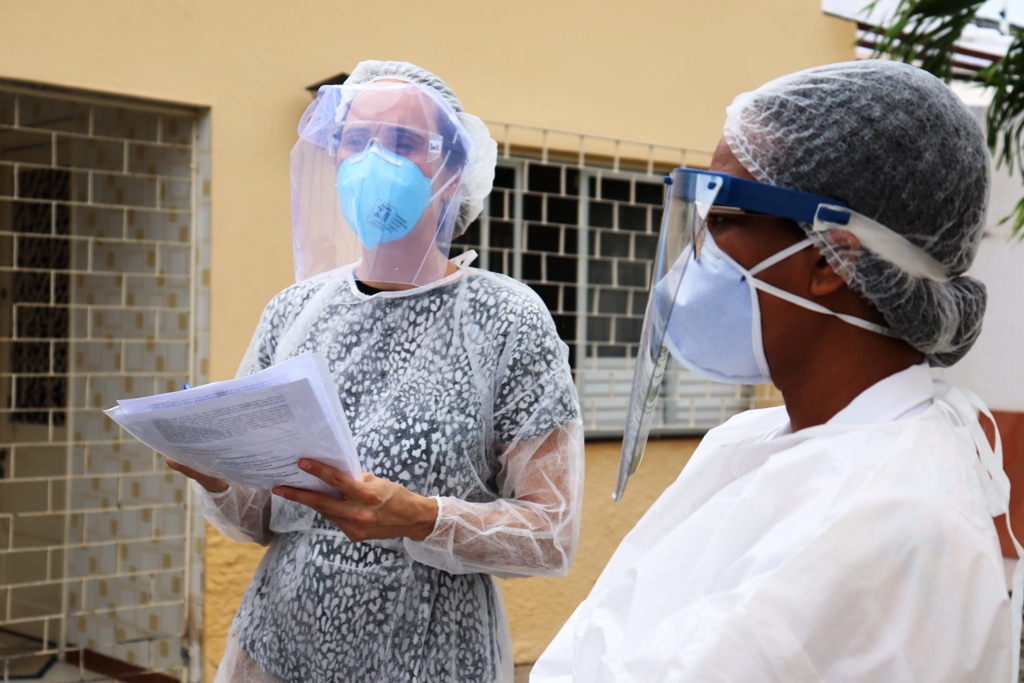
[197,253,585,683]
[194,77,585,683]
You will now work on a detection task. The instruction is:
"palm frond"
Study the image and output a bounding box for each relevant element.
[869,0,985,81]
[981,32,1024,237]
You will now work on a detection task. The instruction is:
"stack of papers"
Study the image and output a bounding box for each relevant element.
[105,352,361,497]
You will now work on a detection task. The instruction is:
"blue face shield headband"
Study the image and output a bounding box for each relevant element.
[615,168,950,502]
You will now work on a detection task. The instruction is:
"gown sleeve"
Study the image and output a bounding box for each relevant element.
[190,289,299,546]
[404,291,585,578]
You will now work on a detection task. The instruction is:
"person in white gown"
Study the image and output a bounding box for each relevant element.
[532,60,1022,683]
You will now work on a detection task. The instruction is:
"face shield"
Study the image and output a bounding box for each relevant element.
[614,168,949,501]
[291,81,475,285]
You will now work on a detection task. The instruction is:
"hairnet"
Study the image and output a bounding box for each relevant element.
[723,60,990,367]
[348,60,497,237]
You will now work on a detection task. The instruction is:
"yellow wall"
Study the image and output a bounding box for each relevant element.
[0,0,852,677]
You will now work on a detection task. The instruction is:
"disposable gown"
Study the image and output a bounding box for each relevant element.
[533,364,1022,683]
[198,254,585,683]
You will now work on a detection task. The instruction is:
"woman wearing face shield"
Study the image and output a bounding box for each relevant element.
[532,61,1021,682]
[166,60,585,683]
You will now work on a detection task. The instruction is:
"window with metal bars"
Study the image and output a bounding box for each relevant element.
[453,158,754,437]
[0,84,207,683]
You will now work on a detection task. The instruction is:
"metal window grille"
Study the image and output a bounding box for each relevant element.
[0,82,209,682]
[453,122,754,437]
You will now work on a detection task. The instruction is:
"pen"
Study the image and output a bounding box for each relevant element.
[183,383,192,390]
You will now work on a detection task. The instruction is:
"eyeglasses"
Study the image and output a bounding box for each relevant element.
[334,121,445,164]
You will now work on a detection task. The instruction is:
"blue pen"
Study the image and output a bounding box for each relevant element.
[183,383,192,390]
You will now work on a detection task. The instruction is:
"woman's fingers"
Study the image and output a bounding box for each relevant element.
[163,457,228,493]
[297,459,373,502]
[276,460,437,542]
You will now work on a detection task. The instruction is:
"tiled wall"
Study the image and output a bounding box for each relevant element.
[0,85,207,681]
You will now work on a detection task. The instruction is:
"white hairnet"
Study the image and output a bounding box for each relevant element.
[349,60,497,237]
[723,60,990,367]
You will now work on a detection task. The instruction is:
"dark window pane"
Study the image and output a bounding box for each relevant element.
[634,234,658,260]
[51,272,76,305]
[635,181,665,205]
[587,316,611,342]
[54,204,69,235]
[597,344,627,358]
[17,306,68,339]
[589,202,613,228]
[615,317,645,344]
[567,345,576,370]
[493,166,516,190]
[564,228,578,254]
[455,220,480,247]
[588,260,612,285]
[547,197,578,225]
[598,289,629,314]
[547,256,577,283]
[490,221,514,249]
[13,272,50,303]
[12,342,50,373]
[563,286,577,313]
[552,314,576,342]
[489,192,506,218]
[530,284,560,311]
[588,176,596,198]
[528,164,561,194]
[588,231,597,256]
[488,250,506,274]
[600,232,630,258]
[0,164,13,196]
[53,341,67,372]
[18,169,70,201]
[618,261,648,288]
[651,208,663,231]
[566,168,580,196]
[17,235,69,269]
[18,236,70,270]
[15,376,66,412]
[619,205,647,231]
[587,288,597,314]
[601,178,630,202]
[522,253,542,281]
[528,225,560,253]
[12,202,51,234]
[632,290,650,316]
[523,194,542,221]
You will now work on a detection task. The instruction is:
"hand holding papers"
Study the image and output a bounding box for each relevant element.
[105,352,361,497]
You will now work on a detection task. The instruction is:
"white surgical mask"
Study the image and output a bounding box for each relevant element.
[664,231,894,385]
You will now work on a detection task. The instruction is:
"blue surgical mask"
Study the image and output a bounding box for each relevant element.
[664,230,892,384]
[663,232,776,384]
[336,142,459,250]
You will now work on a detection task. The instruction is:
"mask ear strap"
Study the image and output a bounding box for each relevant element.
[747,277,899,338]
[748,238,816,277]
[428,151,462,204]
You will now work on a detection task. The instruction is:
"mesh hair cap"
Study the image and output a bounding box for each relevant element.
[348,60,497,237]
[723,60,991,367]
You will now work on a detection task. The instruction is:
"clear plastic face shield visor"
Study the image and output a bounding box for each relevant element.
[290,81,474,285]
[614,168,950,501]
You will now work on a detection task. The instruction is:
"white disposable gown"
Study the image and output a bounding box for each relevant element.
[196,254,585,683]
[533,364,1022,682]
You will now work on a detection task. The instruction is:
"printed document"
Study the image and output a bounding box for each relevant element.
[105,352,360,496]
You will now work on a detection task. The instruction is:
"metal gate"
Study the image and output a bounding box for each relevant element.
[0,82,209,682]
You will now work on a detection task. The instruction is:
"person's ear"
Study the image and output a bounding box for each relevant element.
[808,232,859,297]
